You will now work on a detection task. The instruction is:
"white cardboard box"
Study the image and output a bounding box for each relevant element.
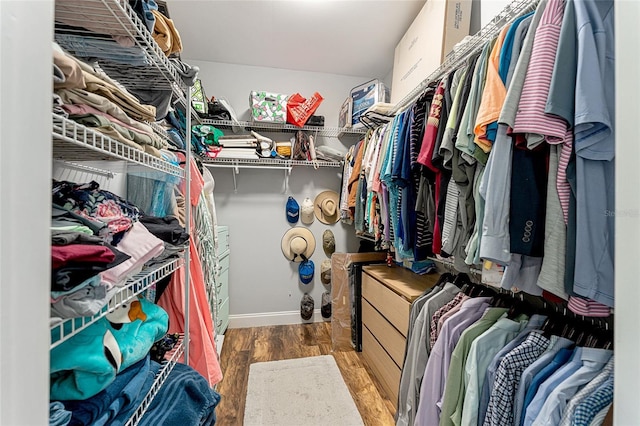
[390,0,472,104]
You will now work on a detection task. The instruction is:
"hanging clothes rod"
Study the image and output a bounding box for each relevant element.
[390,0,540,115]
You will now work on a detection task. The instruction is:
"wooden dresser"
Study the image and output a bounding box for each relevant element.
[360,265,438,409]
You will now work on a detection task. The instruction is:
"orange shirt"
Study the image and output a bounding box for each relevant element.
[474,25,511,153]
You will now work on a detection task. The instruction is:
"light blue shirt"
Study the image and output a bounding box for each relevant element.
[513,335,574,425]
[460,316,527,426]
[531,348,612,426]
[559,358,614,426]
[523,347,584,426]
[572,0,615,307]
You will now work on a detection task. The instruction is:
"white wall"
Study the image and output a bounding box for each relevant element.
[189,59,375,325]
[614,1,640,424]
[0,1,52,424]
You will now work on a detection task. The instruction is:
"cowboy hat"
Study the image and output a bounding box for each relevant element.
[314,190,340,224]
[281,227,316,262]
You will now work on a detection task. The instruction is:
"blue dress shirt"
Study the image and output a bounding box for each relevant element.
[514,336,574,425]
[530,348,612,426]
[521,347,577,426]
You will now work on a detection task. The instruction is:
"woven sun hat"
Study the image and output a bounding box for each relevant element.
[281,227,316,262]
[314,190,340,224]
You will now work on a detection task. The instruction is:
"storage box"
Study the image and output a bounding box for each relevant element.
[338,97,353,128]
[350,79,390,129]
[249,91,288,123]
[390,0,472,103]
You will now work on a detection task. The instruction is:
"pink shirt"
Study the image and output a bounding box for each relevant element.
[512,0,567,146]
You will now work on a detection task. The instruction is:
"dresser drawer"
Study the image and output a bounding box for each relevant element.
[216,225,229,257]
[362,299,405,368]
[216,298,229,334]
[362,326,401,408]
[216,253,230,301]
[362,273,411,337]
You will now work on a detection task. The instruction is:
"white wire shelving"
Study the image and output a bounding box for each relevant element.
[50,257,184,349]
[54,0,188,104]
[202,157,343,169]
[202,157,343,192]
[124,334,186,426]
[52,114,184,177]
[201,119,367,138]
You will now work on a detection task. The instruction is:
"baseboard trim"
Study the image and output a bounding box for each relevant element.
[228,309,329,328]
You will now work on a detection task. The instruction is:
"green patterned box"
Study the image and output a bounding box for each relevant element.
[250,91,288,123]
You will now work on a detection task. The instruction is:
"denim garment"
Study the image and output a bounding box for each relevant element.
[55,34,149,66]
[50,402,72,426]
[139,362,222,425]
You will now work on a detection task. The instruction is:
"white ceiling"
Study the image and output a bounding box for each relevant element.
[167,0,427,79]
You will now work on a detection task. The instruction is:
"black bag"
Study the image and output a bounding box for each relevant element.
[202,100,232,120]
[305,115,325,127]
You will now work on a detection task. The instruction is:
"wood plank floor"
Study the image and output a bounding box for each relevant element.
[214,322,396,426]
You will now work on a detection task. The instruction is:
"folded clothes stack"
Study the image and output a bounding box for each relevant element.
[50,179,188,320]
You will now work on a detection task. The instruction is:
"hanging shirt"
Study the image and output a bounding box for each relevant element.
[396,283,445,426]
[522,347,581,426]
[478,314,548,423]
[482,331,550,426]
[571,374,614,426]
[435,307,509,426]
[400,283,461,426]
[558,358,614,426]
[418,83,446,172]
[571,0,615,307]
[456,40,493,164]
[513,336,574,426]
[474,25,510,153]
[414,297,491,426]
[459,315,528,426]
[545,0,577,223]
[512,0,568,149]
[479,0,548,265]
[530,348,612,426]
[536,145,569,299]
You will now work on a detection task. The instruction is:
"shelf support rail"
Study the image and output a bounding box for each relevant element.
[183,84,192,365]
[53,159,116,178]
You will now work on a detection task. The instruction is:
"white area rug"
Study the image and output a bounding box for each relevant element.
[244,355,364,426]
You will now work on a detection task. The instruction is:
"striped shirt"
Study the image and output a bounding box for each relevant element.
[512,0,568,148]
[567,296,611,317]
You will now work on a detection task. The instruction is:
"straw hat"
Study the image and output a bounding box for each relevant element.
[281,227,316,262]
[314,190,340,224]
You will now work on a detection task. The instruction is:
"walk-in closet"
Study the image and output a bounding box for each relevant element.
[1,0,639,425]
